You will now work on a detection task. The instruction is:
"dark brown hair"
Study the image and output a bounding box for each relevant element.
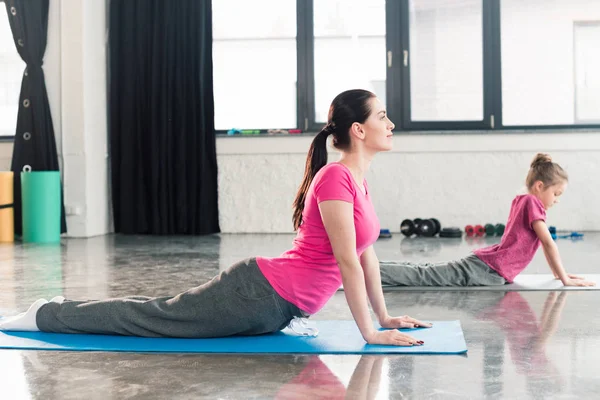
[292,89,376,230]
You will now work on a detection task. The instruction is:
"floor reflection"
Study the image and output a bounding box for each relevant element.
[0,234,599,399]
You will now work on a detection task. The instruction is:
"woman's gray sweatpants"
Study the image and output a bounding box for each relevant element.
[36,258,305,338]
[379,254,506,287]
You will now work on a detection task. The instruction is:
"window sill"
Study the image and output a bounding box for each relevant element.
[217,126,600,137]
[216,128,600,155]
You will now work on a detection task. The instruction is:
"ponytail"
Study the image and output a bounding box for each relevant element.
[291,89,375,229]
[292,126,333,230]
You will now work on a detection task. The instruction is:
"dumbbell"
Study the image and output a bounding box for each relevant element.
[439,227,463,238]
[465,225,485,237]
[401,218,441,237]
[484,223,505,236]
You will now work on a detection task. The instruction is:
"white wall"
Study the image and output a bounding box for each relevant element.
[217,132,600,233]
[0,144,10,170]
[5,130,599,234]
[4,116,600,236]
[53,0,110,237]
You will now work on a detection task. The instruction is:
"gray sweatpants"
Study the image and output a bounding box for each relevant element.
[379,254,506,287]
[36,258,305,338]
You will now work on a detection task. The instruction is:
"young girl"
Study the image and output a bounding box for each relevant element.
[0,89,430,347]
[379,154,596,288]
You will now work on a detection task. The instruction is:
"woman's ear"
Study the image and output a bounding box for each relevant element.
[350,122,365,140]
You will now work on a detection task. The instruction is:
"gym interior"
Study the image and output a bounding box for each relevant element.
[1,0,599,398]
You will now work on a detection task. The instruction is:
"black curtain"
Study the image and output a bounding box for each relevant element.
[109,0,220,235]
[4,0,66,236]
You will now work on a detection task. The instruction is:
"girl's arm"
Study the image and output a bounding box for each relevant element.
[532,220,595,287]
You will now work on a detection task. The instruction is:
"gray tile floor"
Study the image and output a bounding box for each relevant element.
[1,233,599,399]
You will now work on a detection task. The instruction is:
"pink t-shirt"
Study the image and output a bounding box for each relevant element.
[474,194,546,282]
[476,292,548,374]
[275,356,346,399]
[256,162,381,315]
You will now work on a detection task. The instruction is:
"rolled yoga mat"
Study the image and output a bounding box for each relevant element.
[21,171,62,243]
[0,172,14,242]
[0,320,467,355]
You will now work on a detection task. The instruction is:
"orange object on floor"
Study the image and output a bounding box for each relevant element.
[0,171,14,242]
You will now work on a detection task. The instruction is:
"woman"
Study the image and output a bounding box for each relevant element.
[0,89,430,347]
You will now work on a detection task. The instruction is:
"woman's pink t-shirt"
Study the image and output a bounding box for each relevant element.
[256,162,381,315]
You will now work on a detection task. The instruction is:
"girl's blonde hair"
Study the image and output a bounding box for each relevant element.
[525,153,568,189]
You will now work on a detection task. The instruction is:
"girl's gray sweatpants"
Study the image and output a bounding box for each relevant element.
[36,258,305,338]
[379,254,506,287]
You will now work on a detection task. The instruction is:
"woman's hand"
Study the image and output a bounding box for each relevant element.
[365,329,424,346]
[379,315,432,329]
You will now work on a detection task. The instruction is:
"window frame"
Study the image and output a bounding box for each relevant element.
[572,20,600,125]
[388,0,498,131]
[216,0,600,134]
[3,0,597,139]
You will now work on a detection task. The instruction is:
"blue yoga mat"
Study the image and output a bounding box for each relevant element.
[0,320,466,355]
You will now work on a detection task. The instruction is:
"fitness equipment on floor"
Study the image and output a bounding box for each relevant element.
[439,227,463,238]
[466,223,505,237]
[548,226,584,240]
[0,171,14,243]
[484,223,506,236]
[21,170,62,243]
[465,224,485,237]
[400,218,441,237]
[378,229,392,239]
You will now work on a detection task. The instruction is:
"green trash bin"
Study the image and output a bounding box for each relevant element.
[21,170,62,243]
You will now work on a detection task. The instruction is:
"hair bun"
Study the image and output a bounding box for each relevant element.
[531,153,552,168]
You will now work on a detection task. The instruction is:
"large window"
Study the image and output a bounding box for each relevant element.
[209,1,600,133]
[408,0,483,122]
[313,0,386,123]
[574,22,600,123]
[0,3,24,138]
[212,0,297,130]
[501,0,600,126]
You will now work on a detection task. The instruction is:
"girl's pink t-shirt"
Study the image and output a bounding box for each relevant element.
[474,194,547,282]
